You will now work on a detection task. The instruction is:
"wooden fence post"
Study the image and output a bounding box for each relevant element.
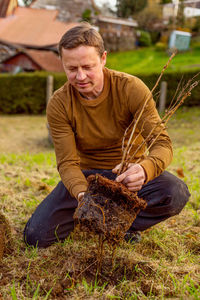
[159,81,167,114]
[46,75,54,144]
[46,75,54,105]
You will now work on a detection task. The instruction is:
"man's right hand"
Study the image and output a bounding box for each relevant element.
[77,192,85,201]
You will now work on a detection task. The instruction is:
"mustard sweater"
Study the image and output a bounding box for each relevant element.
[47,68,173,198]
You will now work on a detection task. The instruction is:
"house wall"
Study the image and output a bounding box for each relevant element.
[31,0,96,22]
[99,22,136,51]
[1,54,40,72]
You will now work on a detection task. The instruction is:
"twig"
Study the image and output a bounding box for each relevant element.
[118,52,176,175]
[118,53,200,174]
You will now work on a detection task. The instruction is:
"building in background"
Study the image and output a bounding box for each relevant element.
[97,16,137,51]
[0,49,64,73]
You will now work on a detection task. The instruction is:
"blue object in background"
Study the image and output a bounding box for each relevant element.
[169,30,191,51]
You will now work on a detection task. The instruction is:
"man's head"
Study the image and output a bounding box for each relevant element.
[58,22,105,58]
[59,23,107,100]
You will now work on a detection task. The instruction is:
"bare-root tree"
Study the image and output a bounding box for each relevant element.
[74,52,199,274]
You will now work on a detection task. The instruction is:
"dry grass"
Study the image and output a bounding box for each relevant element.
[0,107,200,299]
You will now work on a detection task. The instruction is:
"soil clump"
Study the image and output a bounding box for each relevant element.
[74,174,147,244]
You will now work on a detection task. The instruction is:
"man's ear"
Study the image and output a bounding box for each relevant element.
[101,51,107,66]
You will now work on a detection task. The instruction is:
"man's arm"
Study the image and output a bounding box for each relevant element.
[46,94,88,199]
[114,76,173,191]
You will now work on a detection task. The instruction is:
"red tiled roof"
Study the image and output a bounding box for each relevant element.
[2,49,64,72]
[25,49,64,72]
[0,7,76,47]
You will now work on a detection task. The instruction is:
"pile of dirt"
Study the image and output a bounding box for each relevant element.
[74,174,147,244]
[0,212,12,261]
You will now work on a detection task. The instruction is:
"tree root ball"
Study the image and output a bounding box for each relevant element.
[74,174,147,244]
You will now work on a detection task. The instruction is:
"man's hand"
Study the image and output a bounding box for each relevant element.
[112,163,146,192]
[77,192,85,201]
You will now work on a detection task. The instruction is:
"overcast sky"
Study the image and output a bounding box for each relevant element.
[96,0,116,10]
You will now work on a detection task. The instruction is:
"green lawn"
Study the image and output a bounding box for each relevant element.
[106,45,200,75]
[0,108,200,299]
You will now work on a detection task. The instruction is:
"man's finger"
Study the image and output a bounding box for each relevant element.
[127,185,142,192]
[112,163,121,174]
[115,172,126,183]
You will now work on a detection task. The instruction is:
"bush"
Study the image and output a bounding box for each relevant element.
[0,72,66,114]
[139,71,200,106]
[155,42,167,51]
[0,70,199,114]
[149,31,161,44]
[138,30,152,47]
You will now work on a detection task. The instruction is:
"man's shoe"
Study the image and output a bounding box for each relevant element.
[124,231,141,244]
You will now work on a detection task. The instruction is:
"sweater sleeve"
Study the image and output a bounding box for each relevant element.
[125,77,173,183]
[46,94,88,199]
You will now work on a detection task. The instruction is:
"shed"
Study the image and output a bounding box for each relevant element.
[169,30,191,51]
[0,49,64,73]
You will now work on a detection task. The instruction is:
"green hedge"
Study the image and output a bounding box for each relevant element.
[0,70,199,114]
[139,71,200,107]
[0,72,66,114]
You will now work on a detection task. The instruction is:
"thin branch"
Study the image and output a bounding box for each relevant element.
[118,52,176,174]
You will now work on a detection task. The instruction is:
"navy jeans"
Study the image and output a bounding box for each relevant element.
[24,170,190,248]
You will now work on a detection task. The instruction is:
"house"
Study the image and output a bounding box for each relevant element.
[0,49,64,73]
[0,3,76,72]
[163,0,200,22]
[96,16,138,51]
[30,0,98,22]
[0,6,75,48]
[0,0,138,70]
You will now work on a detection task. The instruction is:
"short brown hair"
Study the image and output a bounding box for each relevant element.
[58,22,105,57]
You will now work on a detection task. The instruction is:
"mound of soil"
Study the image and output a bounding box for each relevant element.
[0,213,12,261]
[74,174,147,244]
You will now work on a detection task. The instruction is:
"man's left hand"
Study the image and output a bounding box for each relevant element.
[112,163,146,192]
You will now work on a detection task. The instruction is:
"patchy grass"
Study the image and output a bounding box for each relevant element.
[0,108,200,299]
[106,45,200,75]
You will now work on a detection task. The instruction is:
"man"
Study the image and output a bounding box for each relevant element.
[24,23,190,247]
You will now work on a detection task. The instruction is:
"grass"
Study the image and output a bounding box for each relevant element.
[0,107,200,299]
[106,45,200,75]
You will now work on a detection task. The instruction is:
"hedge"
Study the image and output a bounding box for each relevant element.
[139,70,200,107]
[0,70,199,114]
[0,72,66,114]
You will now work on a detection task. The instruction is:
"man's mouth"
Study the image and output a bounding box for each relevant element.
[76,82,89,87]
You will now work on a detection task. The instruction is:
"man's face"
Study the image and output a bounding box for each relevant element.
[61,45,107,99]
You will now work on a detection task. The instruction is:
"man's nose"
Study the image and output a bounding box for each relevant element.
[76,68,86,81]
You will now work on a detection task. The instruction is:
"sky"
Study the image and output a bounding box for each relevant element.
[96,0,117,10]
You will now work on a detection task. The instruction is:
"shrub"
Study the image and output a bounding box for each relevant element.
[0,72,66,114]
[139,71,200,106]
[155,42,167,51]
[0,70,199,114]
[138,30,152,47]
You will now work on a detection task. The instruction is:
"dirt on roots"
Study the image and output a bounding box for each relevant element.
[74,174,147,244]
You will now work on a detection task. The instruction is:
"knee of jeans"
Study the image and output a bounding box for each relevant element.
[164,181,190,216]
[24,221,47,248]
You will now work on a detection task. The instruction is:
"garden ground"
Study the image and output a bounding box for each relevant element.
[0,107,200,299]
